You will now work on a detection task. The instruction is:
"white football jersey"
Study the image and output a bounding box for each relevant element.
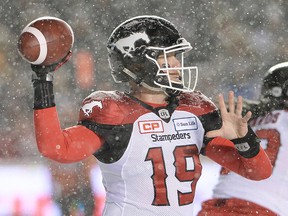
[99,110,204,216]
[212,109,288,215]
[78,91,220,216]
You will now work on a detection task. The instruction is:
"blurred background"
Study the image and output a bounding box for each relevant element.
[0,0,287,215]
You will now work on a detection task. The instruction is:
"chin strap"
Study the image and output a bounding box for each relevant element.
[164,84,183,97]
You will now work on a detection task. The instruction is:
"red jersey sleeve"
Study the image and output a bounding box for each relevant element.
[34,107,103,163]
[205,136,272,180]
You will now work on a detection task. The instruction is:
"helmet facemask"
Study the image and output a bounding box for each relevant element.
[145,38,198,96]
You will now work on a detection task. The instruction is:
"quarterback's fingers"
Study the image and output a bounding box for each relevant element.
[218,93,228,115]
[228,91,235,113]
[236,95,243,116]
[242,111,252,123]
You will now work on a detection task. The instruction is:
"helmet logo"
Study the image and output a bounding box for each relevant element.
[114,32,150,57]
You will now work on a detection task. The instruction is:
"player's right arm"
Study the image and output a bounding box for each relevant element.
[32,58,103,163]
[34,107,103,163]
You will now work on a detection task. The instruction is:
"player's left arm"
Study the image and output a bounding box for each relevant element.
[204,91,272,180]
[205,136,272,180]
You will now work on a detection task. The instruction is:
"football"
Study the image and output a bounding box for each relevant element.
[17,16,74,65]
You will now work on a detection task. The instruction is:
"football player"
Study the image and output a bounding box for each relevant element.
[198,62,288,216]
[30,15,272,216]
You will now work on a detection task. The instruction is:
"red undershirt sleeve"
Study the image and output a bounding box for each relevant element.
[34,107,103,163]
[205,136,272,180]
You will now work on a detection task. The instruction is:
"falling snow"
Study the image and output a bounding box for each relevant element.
[0,0,287,215]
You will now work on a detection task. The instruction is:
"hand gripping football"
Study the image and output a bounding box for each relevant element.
[17,16,74,65]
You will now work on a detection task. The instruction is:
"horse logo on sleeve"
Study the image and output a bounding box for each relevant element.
[81,100,103,116]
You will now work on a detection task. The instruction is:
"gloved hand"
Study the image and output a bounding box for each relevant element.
[31,51,72,80]
[32,51,72,109]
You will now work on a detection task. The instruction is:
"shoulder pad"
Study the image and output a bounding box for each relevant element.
[78,91,128,124]
[178,91,217,115]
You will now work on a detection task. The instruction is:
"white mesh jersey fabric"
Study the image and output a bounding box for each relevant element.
[98,110,205,216]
